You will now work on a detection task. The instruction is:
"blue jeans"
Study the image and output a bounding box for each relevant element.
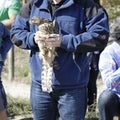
[30,82,87,120]
[0,80,7,111]
[98,90,120,120]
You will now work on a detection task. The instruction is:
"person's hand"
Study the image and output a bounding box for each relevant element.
[45,34,62,48]
[34,31,48,45]
[34,31,62,48]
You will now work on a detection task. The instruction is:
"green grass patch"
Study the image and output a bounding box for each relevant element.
[7,95,32,117]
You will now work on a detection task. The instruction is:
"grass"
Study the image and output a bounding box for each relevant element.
[7,94,32,118]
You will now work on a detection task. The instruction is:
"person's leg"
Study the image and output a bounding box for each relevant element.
[98,90,120,120]
[58,87,87,120]
[87,68,99,105]
[0,81,7,120]
[87,68,99,112]
[30,81,58,120]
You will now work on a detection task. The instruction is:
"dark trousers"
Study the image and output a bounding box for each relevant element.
[87,68,99,105]
[98,90,120,120]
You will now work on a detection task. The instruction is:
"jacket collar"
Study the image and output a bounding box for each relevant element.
[34,0,74,10]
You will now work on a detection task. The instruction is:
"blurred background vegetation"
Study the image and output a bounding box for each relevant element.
[2,0,120,120]
[102,0,120,20]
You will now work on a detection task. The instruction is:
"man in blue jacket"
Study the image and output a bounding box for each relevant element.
[11,0,109,120]
[0,22,12,120]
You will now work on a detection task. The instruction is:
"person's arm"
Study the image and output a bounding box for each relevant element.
[2,14,18,29]
[99,49,120,89]
[1,0,20,29]
[0,22,12,76]
[0,22,13,60]
[10,0,35,50]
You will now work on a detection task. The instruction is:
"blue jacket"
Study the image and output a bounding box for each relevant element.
[0,22,13,76]
[11,0,109,90]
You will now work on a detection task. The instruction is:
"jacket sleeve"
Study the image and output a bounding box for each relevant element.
[10,0,36,50]
[61,1,109,53]
[0,22,13,60]
[99,49,120,90]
